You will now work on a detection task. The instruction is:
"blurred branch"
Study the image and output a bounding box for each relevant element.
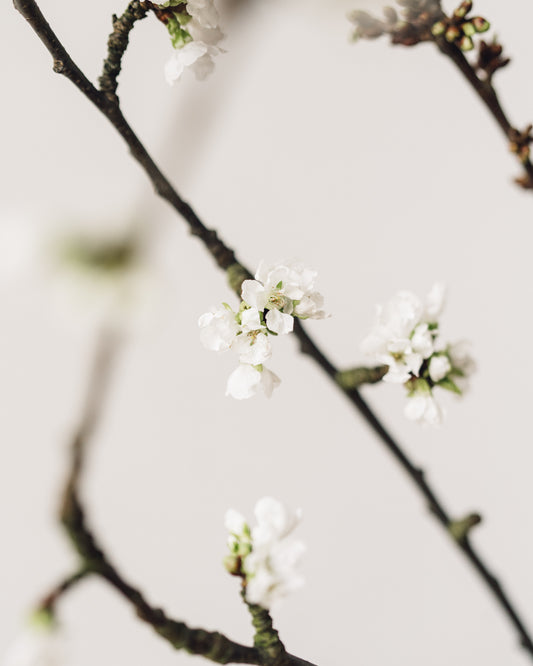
[38,568,91,616]
[350,0,533,190]
[13,0,533,660]
[55,326,314,665]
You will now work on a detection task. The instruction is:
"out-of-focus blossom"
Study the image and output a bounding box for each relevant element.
[3,613,63,666]
[224,497,305,609]
[362,284,474,426]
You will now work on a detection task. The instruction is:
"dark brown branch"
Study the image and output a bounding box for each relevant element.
[99,0,148,102]
[350,1,533,190]
[432,36,533,188]
[38,569,91,615]
[13,0,533,660]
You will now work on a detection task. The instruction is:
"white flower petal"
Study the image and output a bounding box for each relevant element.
[404,394,443,426]
[260,367,281,398]
[424,282,446,322]
[382,360,412,384]
[294,293,325,319]
[164,41,219,85]
[428,355,452,383]
[224,509,247,535]
[186,0,219,29]
[448,340,476,376]
[241,280,267,310]
[411,323,434,359]
[233,333,271,365]
[240,307,263,331]
[404,352,423,377]
[198,306,237,351]
[265,309,293,335]
[225,364,262,400]
[4,623,63,666]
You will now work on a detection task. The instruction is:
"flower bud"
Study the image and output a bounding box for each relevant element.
[472,16,490,32]
[431,20,446,37]
[462,22,476,37]
[445,26,461,42]
[458,35,474,51]
[454,0,472,19]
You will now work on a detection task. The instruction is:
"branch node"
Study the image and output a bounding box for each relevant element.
[448,512,482,543]
[336,365,388,389]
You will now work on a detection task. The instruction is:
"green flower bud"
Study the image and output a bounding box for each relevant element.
[459,35,474,51]
[462,22,476,37]
[431,20,446,37]
[454,0,472,19]
[445,26,461,42]
[223,554,242,576]
[472,17,490,33]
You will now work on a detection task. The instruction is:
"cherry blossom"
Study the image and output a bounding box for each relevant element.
[199,260,326,399]
[224,497,305,609]
[362,284,474,426]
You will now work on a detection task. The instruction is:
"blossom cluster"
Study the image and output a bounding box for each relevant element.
[361,284,475,426]
[199,260,326,399]
[149,0,223,84]
[224,497,305,609]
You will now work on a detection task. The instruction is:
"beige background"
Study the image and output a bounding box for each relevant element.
[2,0,533,664]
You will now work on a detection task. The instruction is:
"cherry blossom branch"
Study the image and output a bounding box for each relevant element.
[99,1,148,102]
[54,326,314,665]
[350,0,533,190]
[13,0,533,659]
[242,590,288,666]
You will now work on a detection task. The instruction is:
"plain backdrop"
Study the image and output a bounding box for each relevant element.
[2,0,533,665]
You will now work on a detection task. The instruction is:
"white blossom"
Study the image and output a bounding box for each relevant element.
[225,364,280,400]
[200,260,326,399]
[186,0,219,29]
[362,283,474,426]
[428,354,452,383]
[164,41,219,84]
[361,289,429,383]
[241,260,325,335]
[405,393,443,426]
[225,497,305,609]
[198,306,238,352]
[199,305,271,366]
[232,332,271,366]
[3,619,63,666]
[448,340,476,392]
[224,508,247,538]
[448,340,476,377]
[423,282,446,322]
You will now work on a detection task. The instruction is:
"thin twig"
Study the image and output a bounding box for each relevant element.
[38,569,91,615]
[13,0,533,659]
[432,36,533,189]
[243,590,287,666]
[350,0,533,189]
[99,0,148,102]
